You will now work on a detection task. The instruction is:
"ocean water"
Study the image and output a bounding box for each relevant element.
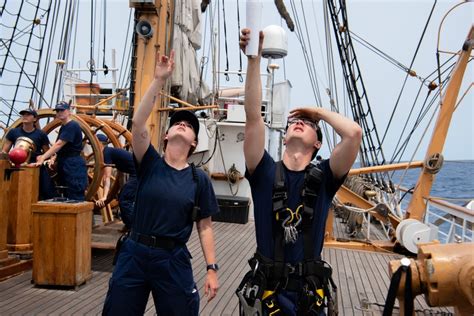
[388,160,473,241]
[390,160,474,207]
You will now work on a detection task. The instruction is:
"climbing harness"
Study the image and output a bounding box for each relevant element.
[237,161,338,315]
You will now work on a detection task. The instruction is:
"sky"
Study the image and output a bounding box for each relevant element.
[201,0,473,161]
[2,0,473,161]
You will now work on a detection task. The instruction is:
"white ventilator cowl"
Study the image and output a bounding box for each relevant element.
[262,25,288,59]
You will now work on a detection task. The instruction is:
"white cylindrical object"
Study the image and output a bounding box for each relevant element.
[262,25,288,59]
[246,0,262,57]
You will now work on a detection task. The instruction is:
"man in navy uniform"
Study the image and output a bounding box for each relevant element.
[238,29,362,315]
[35,102,87,201]
[95,134,137,230]
[2,108,56,200]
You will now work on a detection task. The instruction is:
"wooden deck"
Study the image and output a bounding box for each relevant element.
[0,219,453,315]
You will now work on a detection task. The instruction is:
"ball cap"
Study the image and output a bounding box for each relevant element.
[19,108,38,117]
[169,110,200,137]
[54,101,71,111]
[97,134,108,143]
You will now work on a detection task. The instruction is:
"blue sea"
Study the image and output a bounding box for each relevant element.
[390,160,474,207]
[388,160,473,241]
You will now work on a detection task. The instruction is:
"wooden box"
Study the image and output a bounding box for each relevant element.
[32,201,93,287]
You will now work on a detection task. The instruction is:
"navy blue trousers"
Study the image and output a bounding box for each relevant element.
[38,165,56,200]
[102,238,199,316]
[57,155,87,201]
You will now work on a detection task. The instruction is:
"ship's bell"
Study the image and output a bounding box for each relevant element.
[9,136,36,167]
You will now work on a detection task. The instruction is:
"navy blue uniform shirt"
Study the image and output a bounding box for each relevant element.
[57,120,83,156]
[246,151,345,263]
[103,147,136,176]
[133,144,219,244]
[6,127,50,162]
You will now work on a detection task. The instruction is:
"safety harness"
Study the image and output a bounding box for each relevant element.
[237,161,338,315]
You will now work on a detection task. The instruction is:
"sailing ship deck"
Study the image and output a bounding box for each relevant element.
[0,220,453,315]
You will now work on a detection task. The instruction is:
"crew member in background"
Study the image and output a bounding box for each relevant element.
[95,134,137,230]
[238,29,362,315]
[35,102,87,201]
[103,50,220,315]
[2,108,56,200]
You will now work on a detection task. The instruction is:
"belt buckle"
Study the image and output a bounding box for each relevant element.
[286,263,296,274]
[150,235,157,247]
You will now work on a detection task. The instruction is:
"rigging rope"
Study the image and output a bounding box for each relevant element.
[236,0,243,82]
[102,0,108,75]
[381,0,438,148]
[221,0,230,81]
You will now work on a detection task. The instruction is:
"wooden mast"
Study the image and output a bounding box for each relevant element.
[130,0,174,149]
[406,26,474,221]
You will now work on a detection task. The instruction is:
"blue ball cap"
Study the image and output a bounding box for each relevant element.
[54,101,71,111]
[97,134,108,143]
[19,108,38,117]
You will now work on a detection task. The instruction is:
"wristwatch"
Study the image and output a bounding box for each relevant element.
[206,263,219,272]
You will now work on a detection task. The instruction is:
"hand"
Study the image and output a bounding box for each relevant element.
[35,155,45,167]
[239,28,264,56]
[46,156,56,170]
[95,197,106,208]
[289,107,323,123]
[154,50,175,82]
[204,270,219,302]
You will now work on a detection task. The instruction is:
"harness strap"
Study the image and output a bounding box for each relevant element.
[273,162,286,273]
[190,163,200,221]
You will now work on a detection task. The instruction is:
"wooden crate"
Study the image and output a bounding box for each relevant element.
[32,201,93,287]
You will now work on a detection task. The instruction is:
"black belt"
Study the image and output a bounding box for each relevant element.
[130,232,183,250]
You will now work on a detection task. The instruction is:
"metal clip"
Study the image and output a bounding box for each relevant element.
[252,260,259,278]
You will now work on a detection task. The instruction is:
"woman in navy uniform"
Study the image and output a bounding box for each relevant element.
[35,102,87,201]
[95,134,137,230]
[103,51,220,315]
[2,108,56,200]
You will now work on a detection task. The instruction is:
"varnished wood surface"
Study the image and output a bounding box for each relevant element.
[0,220,453,315]
[32,202,93,286]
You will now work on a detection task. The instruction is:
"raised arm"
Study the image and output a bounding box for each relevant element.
[240,29,265,174]
[290,107,362,179]
[132,51,175,163]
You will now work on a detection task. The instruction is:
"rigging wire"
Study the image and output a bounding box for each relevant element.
[288,0,322,107]
[88,0,96,83]
[37,0,59,108]
[236,0,243,82]
[389,56,458,163]
[349,31,428,84]
[102,0,108,75]
[118,10,133,89]
[6,0,43,126]
[221,0,230,81]
[381,0,438,148]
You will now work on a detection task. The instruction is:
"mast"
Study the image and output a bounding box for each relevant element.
[129,0,174,148]
[406,26,473,221]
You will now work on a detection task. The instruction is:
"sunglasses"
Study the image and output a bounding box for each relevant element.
[172,120,194,132]
[286,117,318,131]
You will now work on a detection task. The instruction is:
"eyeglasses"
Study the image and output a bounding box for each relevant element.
[286,117,318,131]
[173,120,194,132]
